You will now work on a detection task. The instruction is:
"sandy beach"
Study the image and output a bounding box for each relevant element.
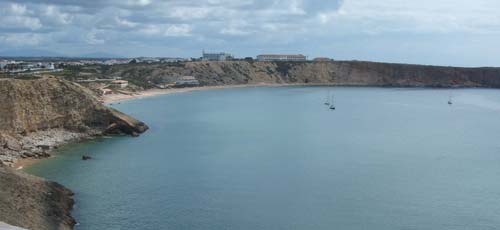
[102,83,305,103]
[13,157,43,170]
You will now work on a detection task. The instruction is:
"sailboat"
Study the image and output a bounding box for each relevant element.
[324,91,330,105]
[448,92,453,105]
[329,94,336,110]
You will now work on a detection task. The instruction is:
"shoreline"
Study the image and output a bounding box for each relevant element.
[10,130,102,170]
[102,82,483,104]
[13,157,43,170]
[15,82,491,170]
[102,83,329,103]
[15,84,291,169]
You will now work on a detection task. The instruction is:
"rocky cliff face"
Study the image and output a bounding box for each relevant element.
[98,61,500,88]
[0,77,149,165]
[0,77,149,230]
[0,165,75,230]
[0,77,148,134]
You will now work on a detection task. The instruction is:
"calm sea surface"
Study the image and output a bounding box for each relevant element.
[27,87,500,230]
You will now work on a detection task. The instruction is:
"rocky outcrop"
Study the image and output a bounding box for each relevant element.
[0,221,28,230]
[0,77,148,166]
[0,77,149,230]
[0,165,75,230]
[0,77,148,135]
[104,108,149,136]
[91,60,500,88]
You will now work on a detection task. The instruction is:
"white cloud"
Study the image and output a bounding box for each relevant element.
[0,33,42,46]
[44,5,72,25]
[166,6,212,20]
[126,0,152,7]
[115,17,138,28]
[86,30,105,44]
[2,0,500,66]
[164,24,192,37]
[0,3,42,30]
[317,0,500,34]
[138,24,192,37]
[10,3,29,15]
[2,16,42,30]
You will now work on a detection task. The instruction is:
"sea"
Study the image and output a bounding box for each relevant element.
[26,86,500,230]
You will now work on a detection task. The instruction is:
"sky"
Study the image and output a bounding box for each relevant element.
[1,0,500,67]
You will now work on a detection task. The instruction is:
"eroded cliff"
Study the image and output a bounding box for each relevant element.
[81,61,500,88]
[0,77,149,165]
[0,165,75,230]
[0,77,149,230]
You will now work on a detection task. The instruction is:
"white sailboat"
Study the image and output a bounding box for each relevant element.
[329,94,336,110]
[448,92,453,105]
[324,91,330,105]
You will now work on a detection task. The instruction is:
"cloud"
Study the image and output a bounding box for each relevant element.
[0,33,43,46]
[44,5,73,25]
[317,0,500,35]
[85,29,105,44]
[138,24,192,37]
[0,0,499,66]
[0,3,42,30]
[126,0,152,7]
[115,17,138,28]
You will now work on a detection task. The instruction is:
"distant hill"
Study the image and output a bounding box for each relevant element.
[79,52,122,59]
[77,60,500,89]
[0,49,123,59]
[0,49,66,58]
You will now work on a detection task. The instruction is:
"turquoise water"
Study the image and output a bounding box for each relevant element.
[27,87,500,230]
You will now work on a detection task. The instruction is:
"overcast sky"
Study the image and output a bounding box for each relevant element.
[1,0,499,66]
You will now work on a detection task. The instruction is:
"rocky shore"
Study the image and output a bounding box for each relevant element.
[0,129,100,167]
[0,77,149,166]
[0,77,149,229]
[2,60,500,229]
[0,165,75,230]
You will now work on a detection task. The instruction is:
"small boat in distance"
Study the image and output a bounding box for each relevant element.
[324,91,330,105]
[448,92,453,105]
[329,95,336,110]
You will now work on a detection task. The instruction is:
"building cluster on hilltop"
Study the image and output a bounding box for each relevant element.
[202,51,234,61]
[0,60,59,73]
[256,54,307,62]
[200,51,332,62]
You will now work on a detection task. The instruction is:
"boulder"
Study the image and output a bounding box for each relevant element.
[0,134,22,151]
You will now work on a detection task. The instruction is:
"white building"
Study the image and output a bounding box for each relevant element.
[256,54,307,62]
[0,60,7,70]
[175,76,199,87]
[202,51,233,61]
[45,63,55,70]
[111,80,129,88]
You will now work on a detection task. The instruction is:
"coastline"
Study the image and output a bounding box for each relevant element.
[13,157,42,170]
[13,84,269,169]
[102,82,472,104]
[103,83,319,103]
[15,82,479,169]
[15,84,274,168]
[0,78,149,230]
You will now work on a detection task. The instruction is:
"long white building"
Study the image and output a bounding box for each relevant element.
[202,51,233,61]
[256,54,307,62]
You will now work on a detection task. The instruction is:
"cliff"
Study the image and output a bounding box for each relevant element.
[0,77,149,229]
[0,77,148,135]
[81,60,500,88]
[0,165,75,230]
[0,77,148,165]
